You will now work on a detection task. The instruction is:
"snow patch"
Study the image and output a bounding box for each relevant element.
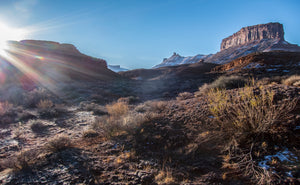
[258,148,298,170]
[266,68,277,72]
[243,63,264,69]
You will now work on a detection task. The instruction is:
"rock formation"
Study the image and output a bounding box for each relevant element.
[0,40,119,87]
[220,22,284,51]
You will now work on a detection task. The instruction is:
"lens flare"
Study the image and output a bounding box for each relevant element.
[0,21,29,56]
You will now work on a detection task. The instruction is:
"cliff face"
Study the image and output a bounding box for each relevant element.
[220,22,284,51]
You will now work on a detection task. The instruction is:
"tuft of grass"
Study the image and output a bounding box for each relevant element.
[282,75,300,86]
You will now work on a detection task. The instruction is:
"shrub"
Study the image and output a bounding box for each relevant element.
[79,102,107,115]
[207,86,296,134]
[197,75,247,95]
[37,100,67,118]
[0,101,16,125]
[46,135,72,152]
[106,102,129,118]
[83,129,99,138]
[24,88,50,108]
[207,85,297,183]
[149,101,167,112]
[30,120,48,134]
[176,92,194,100]
[11,149,39,171]
[0,101,13,115]
[93,111,146,138]
[282,75,300,86]
[117,96,140,104]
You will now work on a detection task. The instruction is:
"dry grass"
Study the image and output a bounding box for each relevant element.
[176,92,194,100]
[37,99,53,110]
[106,101,129,118]
[207,85,296,134]
[155,168,175,185]
[30,120,48,134]
[0,101,13,115]
[282,75,300,86]
[196,75,247,95]
[207,84,297,184]
[24,88,50,108]
[9,149,40,172]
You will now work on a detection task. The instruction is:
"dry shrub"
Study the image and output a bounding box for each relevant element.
[282,75,300,86]
[0,101,16,125]
[117,96,140,104]
[149,101,167,112]
[197,75,246,95]
[37,100,67,118]
[46,135,72,153]
[10,149,40,171]
[176,92,194,100]
[106,102,129,118]
[207,85,296,134]
[37,99,53,110]
[30,120,48,134]
[94,112,146,138]
[79,102,107,115]
[83,129,99,138]
[0,101,13,115]
[207,85,297,184]
[24,88,50,108]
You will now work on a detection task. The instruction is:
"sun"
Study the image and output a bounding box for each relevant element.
[0,21,28,55]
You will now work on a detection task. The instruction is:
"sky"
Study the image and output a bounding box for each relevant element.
[0,0,299,69]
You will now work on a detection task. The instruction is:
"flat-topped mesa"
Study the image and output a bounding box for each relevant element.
[220,22,284,51]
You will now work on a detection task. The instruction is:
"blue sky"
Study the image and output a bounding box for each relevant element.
[0,0,299,69]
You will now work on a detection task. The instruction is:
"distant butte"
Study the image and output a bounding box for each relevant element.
[220,22,284,51]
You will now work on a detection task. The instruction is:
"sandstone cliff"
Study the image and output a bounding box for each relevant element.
[220,22,284,51]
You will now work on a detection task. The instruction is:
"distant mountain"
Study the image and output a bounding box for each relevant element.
[153,52,211,68]
[108,65,128,72]
[0,40,119,87]
[153,22,300,68]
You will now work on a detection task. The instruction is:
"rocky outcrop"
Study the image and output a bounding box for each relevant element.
[220,22,284,51]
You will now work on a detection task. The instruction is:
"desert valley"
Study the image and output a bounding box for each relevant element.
[0,22,299,184]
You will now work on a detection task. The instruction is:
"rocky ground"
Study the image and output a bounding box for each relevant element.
[0,79,299,184]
